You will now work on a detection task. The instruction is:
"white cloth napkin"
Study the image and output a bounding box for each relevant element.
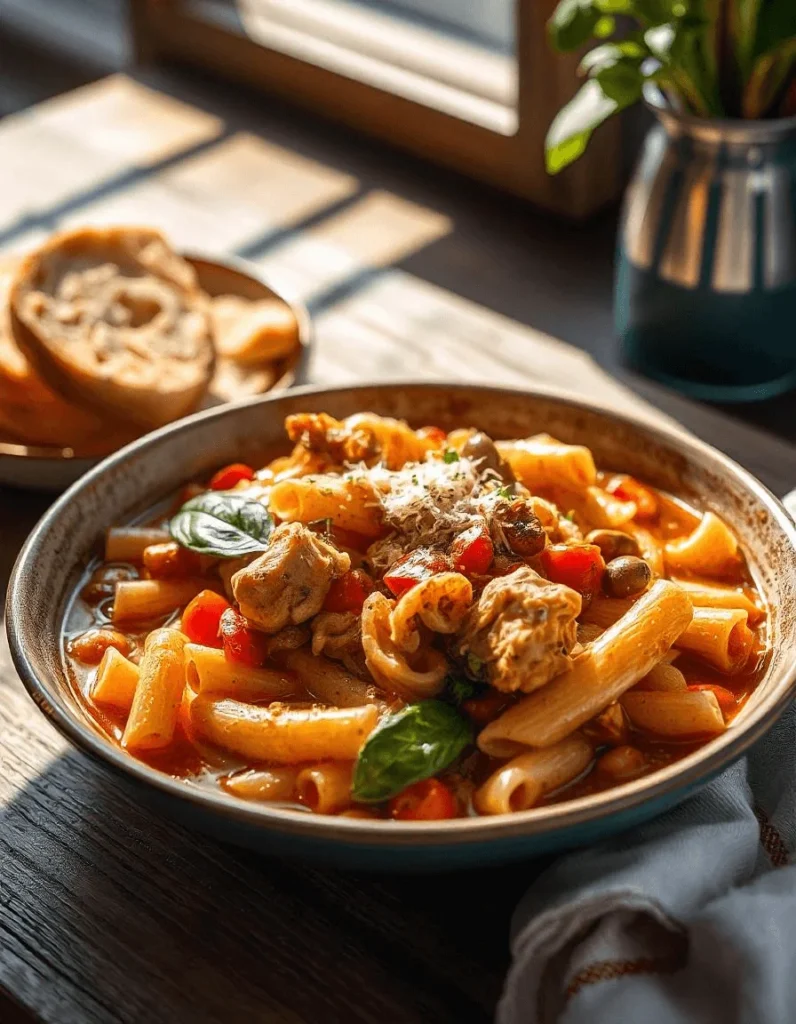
[499,701,796,1024]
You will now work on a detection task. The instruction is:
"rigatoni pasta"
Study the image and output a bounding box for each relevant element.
[65,409,767,821]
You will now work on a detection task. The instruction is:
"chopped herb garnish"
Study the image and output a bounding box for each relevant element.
[446,675,477,705]
[466,652,485,678]
[443,449,460,464]
[564,509,577,522]
[309,517,334,539]
[412,474,419,486]
[498,485,513,499]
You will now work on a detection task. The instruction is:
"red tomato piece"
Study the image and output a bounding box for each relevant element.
[606,475,658,520]
[323,569,374,613]
[181,590,232,647]
[219,608,270,667]
[417,425,447,445]
[451,526,494,576]
[388,779,458,820]
[461,692,511,725]
[384,549,451,597]
[688,683,737,716]
[538,544,605,595]
[209,463,255,490]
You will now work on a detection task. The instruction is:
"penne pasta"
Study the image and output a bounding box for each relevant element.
[553,485,636,529]
[112,578,206,623]
[474,734,593,815]
[296,761,355,814]
[185,643,297,699]
[676,607,754,674]
[496,434,597,491]
[191,696,380,763]
[283,649,378,707]
[105,526,170,562]
[269,475,382,537]
[122,628,188,752]
[581,596,634,629]
[478,580,693,754]
[91,647,140,712]
[672,578,764,624]
[621,689,726,738]
[221,767,299,802]
[665,511,739,577]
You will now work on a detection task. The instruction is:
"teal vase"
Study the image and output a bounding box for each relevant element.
[616,97,796,402]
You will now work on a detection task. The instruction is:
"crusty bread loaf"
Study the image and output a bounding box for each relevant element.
[0,256,136,451]
[211,294,298,365]
[10,227,214,428]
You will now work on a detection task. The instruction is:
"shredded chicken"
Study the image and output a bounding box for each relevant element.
[285,412,379,464]
[264,625,310,658]
[458,565,581,693]
[231,522,350,633]
[310,611,361,659]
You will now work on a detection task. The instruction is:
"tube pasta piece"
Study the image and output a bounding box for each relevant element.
[634,661,688,692]
[185,643,297,699]
[296,761,354,814]
[478,579,693,754]
[676,608,754,674]
[474,734,593,815]
[91,647,140,712]
[621,690,726,738]
[122,628,188,752]
[389,572,472,653]
[554,486,636,529]
[269,475,382,537]
[673,578,764,624]
[581,596,634,629]
[665,512,739,577]
[361,592,448,699]
[283,648,379,707]
[112,578,206,623]
[221,767,299,802]
[105,527,170,562]
[496,434,597,491]
[191,696,379,763]
[345,413,438,469]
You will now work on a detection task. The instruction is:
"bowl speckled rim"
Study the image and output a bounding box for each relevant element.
[7,381,796,850]
[0,249,313,463]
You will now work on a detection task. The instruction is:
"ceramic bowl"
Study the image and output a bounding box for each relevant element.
[0,251,312,491]
[7,382,796,870]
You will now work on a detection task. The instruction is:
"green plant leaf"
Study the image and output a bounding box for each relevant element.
[352,701,472,803]
[548,0,602,52]
[170,492,274,559]
[545,75,642,173]
[743,36,796,117]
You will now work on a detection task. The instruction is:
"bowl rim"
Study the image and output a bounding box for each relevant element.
[7,379,796,849]
[0,248,313,463]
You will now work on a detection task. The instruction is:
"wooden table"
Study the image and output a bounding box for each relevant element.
[2,71,796,1024]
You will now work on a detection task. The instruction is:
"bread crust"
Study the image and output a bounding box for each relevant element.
[9,227,214,428]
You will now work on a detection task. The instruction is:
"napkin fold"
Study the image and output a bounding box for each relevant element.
[499,702,796,1024]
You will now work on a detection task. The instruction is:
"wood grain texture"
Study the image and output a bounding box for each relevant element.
[1,69,796,1024]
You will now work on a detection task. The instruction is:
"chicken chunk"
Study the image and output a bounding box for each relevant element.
[311,611,361,659]
[231,522,350,633]
[458,565,581,693]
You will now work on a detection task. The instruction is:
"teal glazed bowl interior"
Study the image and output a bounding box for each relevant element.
[7,382,796,870]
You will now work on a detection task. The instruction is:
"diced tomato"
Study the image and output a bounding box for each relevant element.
[688,683,737,716]
[451,526,494,576]
[219,608,270,667]
[538,544,605,595]
[323,569,374,613]
[68,628,133,665]
[461,692,511,725]
[417,425,447,445]
[142,541,203,579]
[388,778,458,820]
[181,590,232,647]
[209,463,255,490]
[384,548,451,597]
[606,475,658,520]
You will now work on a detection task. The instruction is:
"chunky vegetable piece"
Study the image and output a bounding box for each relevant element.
[322,569,374,613]
[606,476,658,520]
[388,779,457,820]
[383,548,451,597]
[538,543,605,596]
[451,526,494,576]
[219,607,269,667]
[210,463,255,490]
[181,590,231,647]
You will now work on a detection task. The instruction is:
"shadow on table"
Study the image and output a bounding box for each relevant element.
[0,745,535,1024]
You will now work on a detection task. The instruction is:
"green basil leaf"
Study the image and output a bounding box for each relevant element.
[548,0,602,52]
[352,701,472,803]
[169,492,274,559]
[546,76,641,173]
